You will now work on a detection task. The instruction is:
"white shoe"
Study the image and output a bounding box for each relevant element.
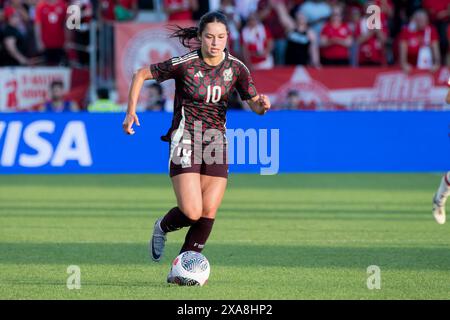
[150,218,167,262]
[433,194,446,225]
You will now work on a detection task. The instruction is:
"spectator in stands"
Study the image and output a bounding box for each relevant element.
[354,1,388,66]
[241,12,274,70]
[391,0,421,40]
[4,0,30,31]
[298,0,332,39]
[193,0,215,21]
[1,7,32,65]
[275,3,320,67]
[320,5,352,66]
[282,90,300,110]
[235,0,257,22]
[257,0,287,65]
[347,6,361,66]
[143,83,166,112]
[422,0,450,65]
[71,0,93,66]
[98,0,137,22]
[399,9,441,73]
[163,0,198,21]
[219,0,241,56]
[40,80,79,112]
[88,88,122,112]
[35,0,68,65]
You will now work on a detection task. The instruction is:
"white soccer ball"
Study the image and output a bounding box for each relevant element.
[168,251,210,286]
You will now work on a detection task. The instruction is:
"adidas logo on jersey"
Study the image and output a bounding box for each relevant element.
[194,71,204,78]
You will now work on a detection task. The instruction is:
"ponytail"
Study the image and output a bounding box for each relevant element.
[169,11,230,50]
[169,26,201,49]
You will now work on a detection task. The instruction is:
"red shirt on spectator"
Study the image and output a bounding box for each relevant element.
[241,23,273,65]
[355,19,388,64]
[257,0,286,40]
[422,0,450,22]
[99,0,136,21]
[35,0,67,49]
[320,22,352,60]
[164,0,193,21]
[399,24,439,65]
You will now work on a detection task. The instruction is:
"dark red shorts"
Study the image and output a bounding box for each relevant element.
[168,140,228,178]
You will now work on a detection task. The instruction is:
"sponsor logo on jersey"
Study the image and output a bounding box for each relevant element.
[194,71,204,78]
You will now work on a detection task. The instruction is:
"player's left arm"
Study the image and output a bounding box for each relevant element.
[246,94,271,115]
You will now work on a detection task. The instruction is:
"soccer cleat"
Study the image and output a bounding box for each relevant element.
[432,194,446,225]
[150,218,167,262]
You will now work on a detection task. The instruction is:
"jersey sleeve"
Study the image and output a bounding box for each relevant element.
[149,57,182,83]
[235,63,258,101]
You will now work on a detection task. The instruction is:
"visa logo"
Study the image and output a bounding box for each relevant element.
[0,120,92,167]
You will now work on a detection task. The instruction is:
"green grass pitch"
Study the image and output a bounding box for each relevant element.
[0,174,449,299]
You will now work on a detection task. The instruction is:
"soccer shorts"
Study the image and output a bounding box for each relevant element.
[168,140,228,178]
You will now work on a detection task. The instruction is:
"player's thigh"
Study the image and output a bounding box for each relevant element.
[171,173,203,220]
[200,175,228,219]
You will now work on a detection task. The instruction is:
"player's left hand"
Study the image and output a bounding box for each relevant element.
[259,94,271,115]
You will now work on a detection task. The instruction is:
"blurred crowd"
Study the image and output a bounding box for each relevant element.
[1,0,449,111]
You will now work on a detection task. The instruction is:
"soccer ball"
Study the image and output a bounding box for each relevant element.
[168,251,210,286]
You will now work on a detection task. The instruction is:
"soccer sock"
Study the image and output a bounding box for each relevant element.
[180,217,215,253]
[436,172,450,205]
[159,207,196,233]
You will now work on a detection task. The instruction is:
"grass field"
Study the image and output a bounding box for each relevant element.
[0,174,449,300]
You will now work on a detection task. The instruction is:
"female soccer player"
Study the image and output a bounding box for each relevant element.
[433,173,450,224]
[122,12,271,265]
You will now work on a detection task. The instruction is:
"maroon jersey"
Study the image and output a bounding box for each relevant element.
[150,49,258,144]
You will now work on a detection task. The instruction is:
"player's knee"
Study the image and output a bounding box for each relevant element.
[202,207,218,219]
[179,204,203,221]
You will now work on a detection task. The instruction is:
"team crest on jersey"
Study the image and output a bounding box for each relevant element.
[223,68,233,82]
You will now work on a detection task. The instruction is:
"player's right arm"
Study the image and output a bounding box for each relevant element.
[123,67,153,135]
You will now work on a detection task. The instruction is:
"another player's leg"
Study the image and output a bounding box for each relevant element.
[180,174,227,253]
[150,173,202,262]
[433,172,450,225]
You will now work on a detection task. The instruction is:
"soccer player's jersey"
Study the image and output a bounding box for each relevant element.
[150,49,257,144]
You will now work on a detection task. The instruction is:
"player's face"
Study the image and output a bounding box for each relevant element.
[200,22,228,58]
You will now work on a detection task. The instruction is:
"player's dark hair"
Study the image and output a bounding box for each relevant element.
[169,11,229,49]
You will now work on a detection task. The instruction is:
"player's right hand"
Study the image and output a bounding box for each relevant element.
[122,113,140,135]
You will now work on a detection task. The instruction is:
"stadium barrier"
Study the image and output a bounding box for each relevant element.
[0,111,448,174]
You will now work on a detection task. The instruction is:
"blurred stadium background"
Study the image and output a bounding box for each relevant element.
[1,0,450,299]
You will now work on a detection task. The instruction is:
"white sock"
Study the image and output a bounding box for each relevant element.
[435,172,450,206]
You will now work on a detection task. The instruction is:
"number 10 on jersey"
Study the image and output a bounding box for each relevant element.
[206,85,222,103]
